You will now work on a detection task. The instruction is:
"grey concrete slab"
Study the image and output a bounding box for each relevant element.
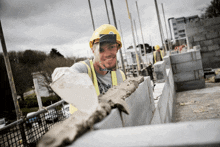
[70,119,220,147]
[176,79,205,92]
[174,83,220,122]
[175,60,203,73]
[93,108,123,130]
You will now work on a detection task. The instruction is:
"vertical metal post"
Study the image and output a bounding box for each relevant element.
[136,1,147,63]
[154,0,166,54]
[33,78,43,110]
[88,0,95,31]
[104,0,111,24]
[161,3,171,54]
[130,13,140,76]
[125,0,140,76]
[133,20,142,63]
[0,20,22,120]
[109,0,126,76]
[118,20,127,78]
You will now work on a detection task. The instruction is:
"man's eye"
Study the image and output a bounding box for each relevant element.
[99,48,104,52]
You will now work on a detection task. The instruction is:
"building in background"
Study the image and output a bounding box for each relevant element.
[169,15,199,45]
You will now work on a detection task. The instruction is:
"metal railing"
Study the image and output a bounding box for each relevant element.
[0,100,69,147]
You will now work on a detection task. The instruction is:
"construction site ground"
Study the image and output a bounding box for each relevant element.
[174,81,220,123]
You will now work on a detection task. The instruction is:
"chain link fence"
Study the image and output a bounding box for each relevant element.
[0,100,70,147]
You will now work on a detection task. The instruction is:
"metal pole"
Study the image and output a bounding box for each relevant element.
[118,20,127,78]
[154,0,167,55]
[125,0,140,76]
[33,78,43,110]
[0,20,22,120]
[88,0,95,31]
[130,13,140,76]
[161,3,171,54]
[109,0,126,76]
[136,1,147,63]
[134,20,142,63]
[104,0,111,24]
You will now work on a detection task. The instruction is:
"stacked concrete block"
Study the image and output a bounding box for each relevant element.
[185,17,220,68]
[154,61,167,83]
[94,77,155,129]
[151,68,175,124]
[170,50,205,91]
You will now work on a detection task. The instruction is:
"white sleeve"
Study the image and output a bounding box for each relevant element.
[51,67,76,82]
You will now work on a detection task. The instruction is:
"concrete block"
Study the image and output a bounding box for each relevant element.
[174,71,196,82]
[150,107,161,124]
[201,46,208,52]
[208,44,219,51]
[201,51,215,58]
[203,16,220,27]
[206,32,219,39]
[164,103,171,123]
[200,40,213,47]
[157,82,170,123]
[192,41,200,47]
[213,37,220,44]
[198,70,204,79]
[187,36,194,43]
[171,64,177,74]
[193,34,206,42]
[185,27,198,37]
[122,79,153,127]
[175,60,203,73]
[176,79,205,92]
[215,50,220,56]
[195,50,202,60]
[170,52,192,64]
[163,56,171,69]
[204,24,220,32]
[93,108,123,130]
[72,119,220,147]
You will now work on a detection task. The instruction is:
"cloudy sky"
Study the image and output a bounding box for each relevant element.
[0,0,211,57]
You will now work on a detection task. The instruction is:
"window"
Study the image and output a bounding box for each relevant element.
[174,27,177,30]
[173,23,176,26]
[175,32,178,35]
[179,30,185,33]
[177,20,184,24]
[179,34,186,37]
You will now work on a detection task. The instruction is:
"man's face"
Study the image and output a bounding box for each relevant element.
[93,42,118,70]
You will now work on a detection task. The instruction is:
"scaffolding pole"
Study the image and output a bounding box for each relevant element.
[161,3,171,54]
[154,0,167,55]
[88,0,95,31]
[109,0,126,77]
[0,20,22,120]
[136,1,147,64]
[104,0,111,24]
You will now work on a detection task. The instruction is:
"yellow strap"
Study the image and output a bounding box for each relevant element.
[81,61,92,78]
[153,51,157,63]
[90,60,100,96]
[161,50,164,59]
[119,70,126,81]
[111,71,117,86]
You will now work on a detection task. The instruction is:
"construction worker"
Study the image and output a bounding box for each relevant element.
[52,24,126,114]
[153,45,164,63]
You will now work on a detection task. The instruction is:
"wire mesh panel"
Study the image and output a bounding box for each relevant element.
[0,100,69,147]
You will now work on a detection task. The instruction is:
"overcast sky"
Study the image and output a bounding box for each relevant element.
[0,0,212,57]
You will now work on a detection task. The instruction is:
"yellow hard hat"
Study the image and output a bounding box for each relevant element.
[155,45,160,50]
[89,24,122,49]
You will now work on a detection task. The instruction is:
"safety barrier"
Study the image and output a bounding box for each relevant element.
[0,100,67,147]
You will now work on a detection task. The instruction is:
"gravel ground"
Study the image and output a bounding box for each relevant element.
[174,82,220,122]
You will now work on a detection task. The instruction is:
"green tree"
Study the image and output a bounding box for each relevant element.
[201,0,220,18]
